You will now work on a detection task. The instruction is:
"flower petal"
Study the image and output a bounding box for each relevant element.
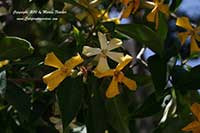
[190,37,200,53]
[182,121,200,131]
[44,52,64,68]
[94,69,114,78]
[191,103,200,122]
[82,46,101,56]
[98,32,107,49]
[64,54,84,70]
[107,38,122,50]
[146,7,157,22]
[95,56,110,73]
[43,69,67,91]
[116,54,132,71]
[176,17,193,31]
[122,76,137,90]
[106,51,124,63]
[158,4,169,16]
[121,2,134,18]
[177,32,190,45]
[0,60,9,68]
[106,77,120,98]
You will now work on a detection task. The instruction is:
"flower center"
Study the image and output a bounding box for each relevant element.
[114,71,124,82]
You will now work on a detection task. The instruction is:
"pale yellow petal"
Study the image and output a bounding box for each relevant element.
[106,51,124,63]
[116,55,132,71]
[43,69,67,91]
[93,69,114,78]
[190,37,200,53]
[191,103,200,121]
[176,17,193,31]
[177,32,190,45]
[122,76,137,90]
[82,46,101,56]
[106,77,120,98]
[98,32,107,49]
[64,54,84,70]
[146,7,157,22]
[95,56,110,73]
[182,121,200,131]
[107,38,122,50]
[0,60,9,68]
[44,52,64,68]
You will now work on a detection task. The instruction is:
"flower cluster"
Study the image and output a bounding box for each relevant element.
[43,32,137,98]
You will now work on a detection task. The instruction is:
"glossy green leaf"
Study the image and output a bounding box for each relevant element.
[170,0,182,11]
[57,77,84,132]
[0,36,34,60]
[5,81,31,123]
[106,96,130,133]
[85,75,107,133]
[157,13,168,41]
[172,65,200,90]
[148,55,167,92]
[116,24,164,55]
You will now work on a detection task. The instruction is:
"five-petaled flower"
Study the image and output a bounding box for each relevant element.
[0,60,9,68]
[94,55,137,98]
[146,0,169,30]
[182,103,200,133]
[121,0,140,18]
[82,32,125,73]
[43,52,84,91]
[176,17,200,53]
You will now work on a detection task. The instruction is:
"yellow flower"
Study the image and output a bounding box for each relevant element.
[43,52,83,91]
[94,55,137,98]
[99,10,120,24]
[146,0,169,30]
[176,17,200,53]
[182,103,200,133]
[82,32,124,72]
[76,0,100,25]
[0,60,9,68]
[121,0,140,18]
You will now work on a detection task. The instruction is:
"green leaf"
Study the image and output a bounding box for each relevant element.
[72,26,85,49]
[170,0,182,11]
[0,36,34,60]
[5,81,31,123]
[57,77,84,132]
[106,96,130,133]
[172,65,200,90]
[157,13,168,41]
[116,24,164,55]
[148,55,167,92]
[84,75,107,133]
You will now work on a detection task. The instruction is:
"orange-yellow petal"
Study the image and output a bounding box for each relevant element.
[191,103,200,121]
[177,32,190,45]
[122,76,137,90]
[64,54,84,70]
[43,69,68,91]
[190,37,200,53]
[0,60,9,68]
[116,55,133,71]
[158,4,169,16]
[176,17,193,31]
[182,121,200,131]
[121,2,134,18]
[106,77,120,98]
[146,7,157,23]
[44,52,64,68]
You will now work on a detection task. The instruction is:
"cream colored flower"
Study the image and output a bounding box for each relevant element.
[82,32,124,72]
